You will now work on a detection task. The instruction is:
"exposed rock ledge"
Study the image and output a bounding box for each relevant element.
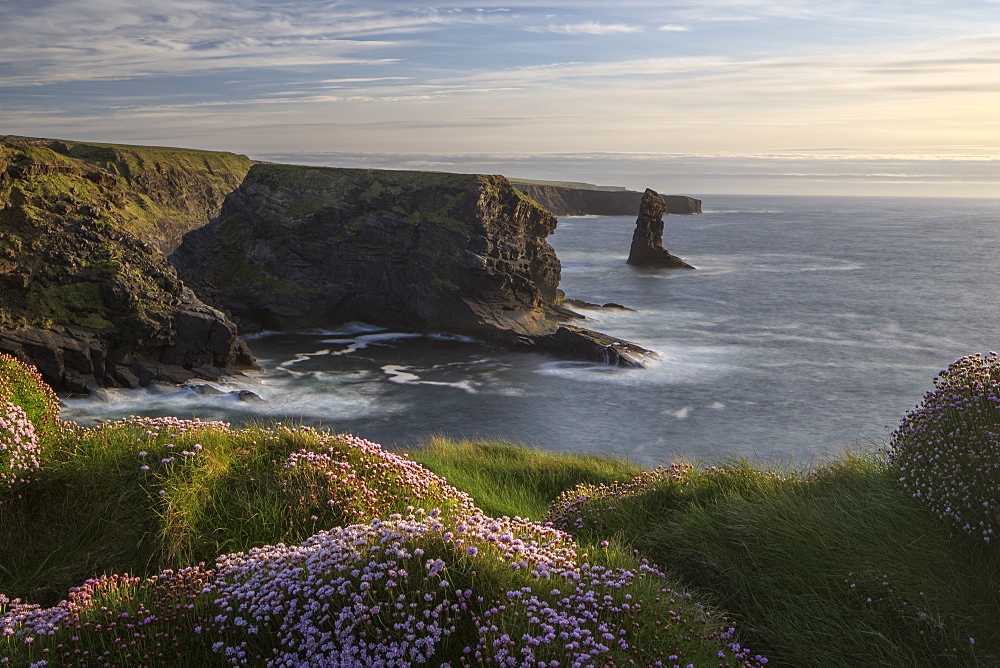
[172,164,656,367]
[0,294,254,394]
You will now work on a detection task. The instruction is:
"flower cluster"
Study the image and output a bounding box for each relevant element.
[469,560,765,667]
[546,463,693,532]
[0,402,41,490]
[1,566,224,666]
[0,353,60,444]
[119,416,231,439]
[207,509,765,667]
[281,431,480,524]
[206,511,577,666]
[889,352,1000,542]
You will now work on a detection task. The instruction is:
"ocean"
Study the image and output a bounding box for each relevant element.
[61,195,1000,466]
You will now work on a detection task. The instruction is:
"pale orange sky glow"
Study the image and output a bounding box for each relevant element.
[3,1,1000,196]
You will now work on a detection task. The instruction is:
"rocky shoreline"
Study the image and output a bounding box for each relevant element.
[1,136,693,393]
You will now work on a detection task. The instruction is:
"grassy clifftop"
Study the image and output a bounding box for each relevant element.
[2,352,1000,665]
[0,136,251,331]
[0,136,251,254]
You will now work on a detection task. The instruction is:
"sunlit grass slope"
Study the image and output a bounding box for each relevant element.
[3,352,999,666]
[0,357,760,666]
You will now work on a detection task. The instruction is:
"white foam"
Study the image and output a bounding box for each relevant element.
[277,348,331,370]
[322,332,423,355]
[381,365,479,393]
[667,406,691,419]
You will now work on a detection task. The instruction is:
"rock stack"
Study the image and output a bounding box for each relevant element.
[626,189,695,269]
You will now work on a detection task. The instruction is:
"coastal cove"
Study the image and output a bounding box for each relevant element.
[62,195,1000,466]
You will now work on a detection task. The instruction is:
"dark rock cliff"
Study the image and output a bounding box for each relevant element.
[510,180,701,217]
[173,164,656,366]
[627,188,696,269]
[0,137,255,393]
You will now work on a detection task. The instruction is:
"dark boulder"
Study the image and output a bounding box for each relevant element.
[531,326,657,368]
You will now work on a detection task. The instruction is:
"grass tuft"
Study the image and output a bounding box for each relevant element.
[408,435,644,520]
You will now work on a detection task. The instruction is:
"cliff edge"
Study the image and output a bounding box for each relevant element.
[510,180,701,217]
[0,136,255,392]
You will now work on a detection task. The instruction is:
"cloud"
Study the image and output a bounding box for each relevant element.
[657,25,692,32]
[525,22,645,35]
[0,1,497,86]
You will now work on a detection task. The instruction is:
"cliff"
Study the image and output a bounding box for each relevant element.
[172,164,655,365]
[0,136,254,392]
[509,179,701,217]
[0,135,657,389]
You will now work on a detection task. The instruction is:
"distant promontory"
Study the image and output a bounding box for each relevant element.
[509,179,701,217]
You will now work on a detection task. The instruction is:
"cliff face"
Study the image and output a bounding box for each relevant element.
[0,135,658,386]
[0,137,254,392]
[510,180,701,217]
[172,165,656,366]
[173,165,561,337]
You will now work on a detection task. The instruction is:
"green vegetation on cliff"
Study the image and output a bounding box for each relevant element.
[0,136,251,332]
[1,137,251,251]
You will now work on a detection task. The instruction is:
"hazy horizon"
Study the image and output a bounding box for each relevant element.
[3,1,999,197]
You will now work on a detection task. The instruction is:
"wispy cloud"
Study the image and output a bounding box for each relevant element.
[3,0,1000,195]
[525,22,645,35]
[0,1,496,86]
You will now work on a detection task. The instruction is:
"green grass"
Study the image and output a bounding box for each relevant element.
[0,421,474,605]
[536,451,999,667]
[408,435,644,519]
[2,397,998,665]
[1,423,749,667]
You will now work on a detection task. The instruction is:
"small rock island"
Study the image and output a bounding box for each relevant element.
[626,188,696,269]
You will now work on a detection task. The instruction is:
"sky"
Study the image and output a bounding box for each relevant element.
[3,0,1000,196]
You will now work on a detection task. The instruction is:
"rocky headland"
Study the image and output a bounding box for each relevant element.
[627,188,696,269]
[0,136,254,392]
[172,164,655,366]
[0,136,670,393]
[510,179,701,217]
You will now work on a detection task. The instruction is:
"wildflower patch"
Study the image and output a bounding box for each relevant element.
[889,352,1000,542]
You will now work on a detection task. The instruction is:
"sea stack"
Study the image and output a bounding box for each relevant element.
[626,188,695,269]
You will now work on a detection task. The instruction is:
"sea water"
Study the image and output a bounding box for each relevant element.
[61,195,1000,466]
